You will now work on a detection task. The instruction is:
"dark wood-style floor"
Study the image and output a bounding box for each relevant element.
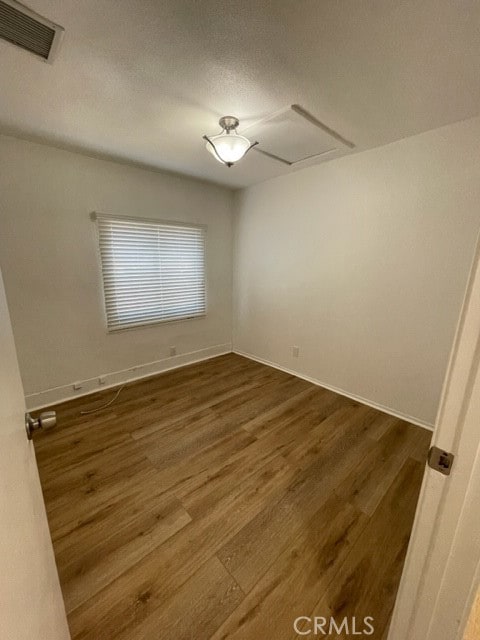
[34,354,431,640]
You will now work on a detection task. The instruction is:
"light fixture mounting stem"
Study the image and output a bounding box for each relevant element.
[219,116,239,131]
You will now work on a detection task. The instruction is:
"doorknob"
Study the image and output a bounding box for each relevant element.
[25,411,57,440]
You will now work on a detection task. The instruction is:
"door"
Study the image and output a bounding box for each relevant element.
[388,233,480,640]
[0,267,70,639]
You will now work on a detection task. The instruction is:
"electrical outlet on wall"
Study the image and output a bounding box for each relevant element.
[292,345,300,358]
[73,381,83,391]
[98,376,106,385]
[170,346,177,357]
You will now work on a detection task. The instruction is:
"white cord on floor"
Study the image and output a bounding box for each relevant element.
[79,385,125,415]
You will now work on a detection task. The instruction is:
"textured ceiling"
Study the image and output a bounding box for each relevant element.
[0,0,479,188]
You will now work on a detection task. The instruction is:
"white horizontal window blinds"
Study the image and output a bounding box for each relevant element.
[95,214,206,331]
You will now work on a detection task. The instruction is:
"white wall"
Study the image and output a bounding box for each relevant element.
[0,135,234,408]
[233,117,480,427]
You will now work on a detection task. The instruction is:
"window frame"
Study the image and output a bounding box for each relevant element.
[92,212,207,333]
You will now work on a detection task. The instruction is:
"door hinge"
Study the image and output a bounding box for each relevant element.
[428,446,455,476]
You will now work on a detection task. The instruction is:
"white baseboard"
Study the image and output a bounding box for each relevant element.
[26,342,435,432]
[233,348,435,432]
[25,343,232,410]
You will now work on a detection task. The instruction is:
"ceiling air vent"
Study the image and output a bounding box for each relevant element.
[0,0,64,62]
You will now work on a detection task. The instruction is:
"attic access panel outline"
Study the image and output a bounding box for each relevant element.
[244,104,355,167]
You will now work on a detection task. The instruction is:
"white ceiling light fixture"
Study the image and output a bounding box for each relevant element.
[203,116,258,167]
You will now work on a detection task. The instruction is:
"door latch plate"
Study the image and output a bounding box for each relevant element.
[428,446,454,476]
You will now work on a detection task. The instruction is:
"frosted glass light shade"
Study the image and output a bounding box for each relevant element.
[206,131,251,164]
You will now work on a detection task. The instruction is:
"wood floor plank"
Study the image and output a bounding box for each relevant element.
[240,386,331,436]
[45,461,162,537]
[59,496,191,613]
[126,362,283,439]
[280,404,368,470]
[334,426,424,516]
[136,377,310,470]
[147,428,257,495]
[212,493,368,640]
[217,412,377,593]
[67,452,294,640]
[177,435,289,518]
[38,439,149,502]
[130,380,261,440]
[52,476,182,558]
[410,425,434,463]
[35,422,131,473]
[307,457,425,640]
[376,418,427,461]
[32,353,430,640]
[116,556,244,640]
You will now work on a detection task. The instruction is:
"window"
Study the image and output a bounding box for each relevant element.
[94,213,206,331]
